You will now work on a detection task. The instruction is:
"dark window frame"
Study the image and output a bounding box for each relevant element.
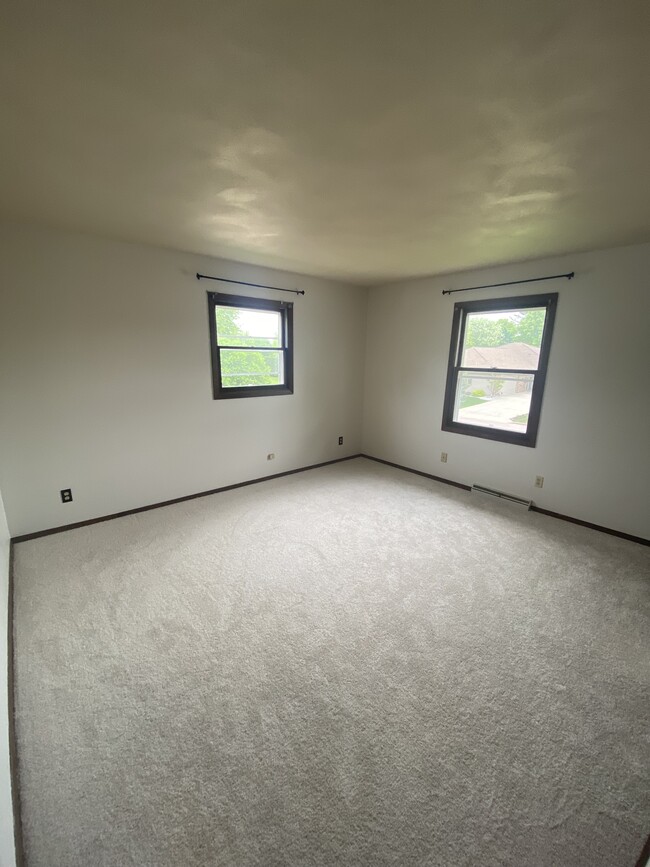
[207,291,294,400]
[441,292,558,448]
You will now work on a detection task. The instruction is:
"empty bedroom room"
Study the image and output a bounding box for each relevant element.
[1,1,649,866]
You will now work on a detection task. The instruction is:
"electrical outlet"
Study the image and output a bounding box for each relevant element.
[338,436,343,445]
[534,475,544,488]
[441,452,448,463]
[60,488,73,503]
[267,453,275,461]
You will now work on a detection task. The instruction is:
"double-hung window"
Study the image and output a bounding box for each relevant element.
[441,293,558,447]
[208,292,294,399]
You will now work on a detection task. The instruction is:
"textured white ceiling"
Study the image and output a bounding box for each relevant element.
[2,0,649,284]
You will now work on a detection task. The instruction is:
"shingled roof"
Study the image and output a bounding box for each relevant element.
[464,342,540,369]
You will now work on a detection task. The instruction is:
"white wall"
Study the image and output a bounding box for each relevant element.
[0,486,17,867]
[363,243,650,540]
[0,222,368,537]
[2,222,649,542]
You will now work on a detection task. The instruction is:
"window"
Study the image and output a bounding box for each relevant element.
[441,292,557,447]
[207,292,293,399]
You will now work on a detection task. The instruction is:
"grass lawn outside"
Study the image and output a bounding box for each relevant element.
[460,395,485,409]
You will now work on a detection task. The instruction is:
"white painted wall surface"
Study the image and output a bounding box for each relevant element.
[0,222,367,536]
[0,487,17,867]
[363,243,650,540]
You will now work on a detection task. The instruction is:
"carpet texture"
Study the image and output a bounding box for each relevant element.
[13,458,650,866]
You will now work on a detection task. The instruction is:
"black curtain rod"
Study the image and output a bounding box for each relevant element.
[196,273,305,296]
[442,271,574,296]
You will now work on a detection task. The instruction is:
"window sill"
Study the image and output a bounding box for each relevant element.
[214,385,294,400]
[441,420,537,448]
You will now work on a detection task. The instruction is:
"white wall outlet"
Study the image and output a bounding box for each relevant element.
[267,453,275,461]
[535,475,544,488]
[441,452,448,463]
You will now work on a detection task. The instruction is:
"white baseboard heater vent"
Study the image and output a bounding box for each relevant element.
[472,484,532,509]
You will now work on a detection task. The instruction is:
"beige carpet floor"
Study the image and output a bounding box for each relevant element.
[13,457,650,866]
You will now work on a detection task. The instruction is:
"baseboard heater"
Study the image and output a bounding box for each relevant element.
[471,484,532,509]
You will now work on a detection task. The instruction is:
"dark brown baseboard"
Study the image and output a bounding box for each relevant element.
[529,505,648,547]
[360,454,649,547]
[634,834,650,867]
[11,455,363,544]
[359,454,472,491]
[11,452,649,548]
[7,541,25,866]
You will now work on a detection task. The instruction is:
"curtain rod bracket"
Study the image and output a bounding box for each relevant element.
[443,271,574,296]
[196,273,305,296]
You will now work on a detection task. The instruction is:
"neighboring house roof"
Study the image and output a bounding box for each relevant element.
[464,342,540,369]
